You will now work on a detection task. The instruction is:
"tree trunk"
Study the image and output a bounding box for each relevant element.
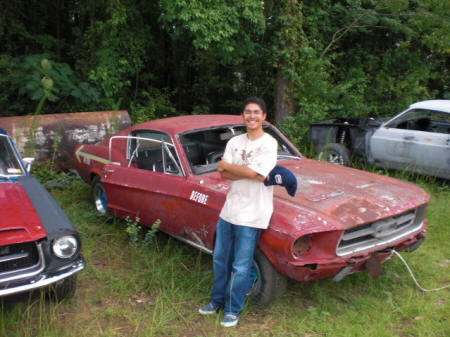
[274,67,295,125]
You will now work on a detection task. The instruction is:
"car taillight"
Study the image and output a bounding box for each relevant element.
[292,235,311,258]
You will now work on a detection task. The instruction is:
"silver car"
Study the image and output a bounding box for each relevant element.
[368,100,449,179]
[309,100,450,179]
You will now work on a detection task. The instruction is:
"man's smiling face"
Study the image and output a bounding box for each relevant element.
[242,103,266,131]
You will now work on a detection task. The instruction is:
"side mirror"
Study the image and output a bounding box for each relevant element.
[22,157,35,173]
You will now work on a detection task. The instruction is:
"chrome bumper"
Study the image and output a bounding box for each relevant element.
[0,258,85,297]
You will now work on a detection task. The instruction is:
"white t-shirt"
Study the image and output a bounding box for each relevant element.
[219,133,278,229]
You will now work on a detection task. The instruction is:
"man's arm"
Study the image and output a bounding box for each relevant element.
[219,171,241,181]
[217,160,266,182]
[220,170,266,182]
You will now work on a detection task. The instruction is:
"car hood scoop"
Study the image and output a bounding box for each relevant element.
[0,181,47,244]
[273,159,429,230]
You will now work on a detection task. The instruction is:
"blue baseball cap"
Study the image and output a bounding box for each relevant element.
[264,165,298,197]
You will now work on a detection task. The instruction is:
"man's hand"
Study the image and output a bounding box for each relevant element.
[217,159,228,172]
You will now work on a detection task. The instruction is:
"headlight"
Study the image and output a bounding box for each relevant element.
[52,236,78,259]
[292,235,311,258]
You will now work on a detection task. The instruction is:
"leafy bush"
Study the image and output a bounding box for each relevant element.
[129,89,176,124]
[2,54,99,115]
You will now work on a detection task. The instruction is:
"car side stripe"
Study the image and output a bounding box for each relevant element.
[75,145,112,164]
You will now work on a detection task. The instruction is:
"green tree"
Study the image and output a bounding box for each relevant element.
[0,0,448,146]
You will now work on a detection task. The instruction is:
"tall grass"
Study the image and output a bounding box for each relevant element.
[1,172,448,337]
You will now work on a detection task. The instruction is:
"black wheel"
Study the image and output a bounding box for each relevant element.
[318,143,351,166]
[47,274,77,301]
[248,248,287,306]
[91,176,108,214]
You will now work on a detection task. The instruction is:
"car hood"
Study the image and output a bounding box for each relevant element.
[201,158,429,234]
[269,159,429,233]
[0,180,47,245]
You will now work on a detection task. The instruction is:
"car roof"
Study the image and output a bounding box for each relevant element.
[409,100,450,113]
[132,114,247,134]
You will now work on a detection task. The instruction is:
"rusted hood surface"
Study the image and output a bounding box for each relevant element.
[0,182,47,245]
[199,158,428,235]
[271,158,429,231]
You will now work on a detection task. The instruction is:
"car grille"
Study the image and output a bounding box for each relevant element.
[0,242,45,284]
[336,206,426,256]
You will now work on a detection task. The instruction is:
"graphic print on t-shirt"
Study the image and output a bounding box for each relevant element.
[240,149,253,163]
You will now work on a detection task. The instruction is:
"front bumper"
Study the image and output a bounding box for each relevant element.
[0,258,85,297]
[283,230,425,282]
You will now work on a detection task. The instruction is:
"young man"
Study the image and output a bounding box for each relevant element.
[199,97,278,327]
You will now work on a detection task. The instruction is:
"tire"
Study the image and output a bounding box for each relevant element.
[248,248,287,306]
[318,143,351,166]
[91,176,108,214]
[48,274,77,301]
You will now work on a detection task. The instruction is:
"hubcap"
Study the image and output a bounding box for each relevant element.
[93,184,107,214]
[319,150,344,165]
[327,152,344,165]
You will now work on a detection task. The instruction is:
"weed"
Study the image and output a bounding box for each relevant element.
[125,216,141,248]
[23,116,40,158]
[142,219,161,248]
[50,123,63,170]
[125,216,161,249]
[31,161,80,189]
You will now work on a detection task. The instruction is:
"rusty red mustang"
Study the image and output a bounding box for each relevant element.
[73,115,429,305]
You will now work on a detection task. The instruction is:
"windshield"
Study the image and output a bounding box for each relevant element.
[0,135,24,177]
[179,124,300,175]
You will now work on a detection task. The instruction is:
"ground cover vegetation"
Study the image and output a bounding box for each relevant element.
[0,165,449,336]
[1,0,449,147]
[1,1,449,335]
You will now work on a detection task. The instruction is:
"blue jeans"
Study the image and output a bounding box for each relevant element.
[211,218,261,316]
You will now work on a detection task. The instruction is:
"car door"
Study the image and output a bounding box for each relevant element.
[369,109,450,178]
[178,174,226,252]
[100,130,187,235]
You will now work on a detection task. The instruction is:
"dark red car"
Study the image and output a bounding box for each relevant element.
[73,115,429,305]
[0,129,84,299]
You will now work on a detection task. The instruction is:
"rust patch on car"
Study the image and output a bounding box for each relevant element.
[331,199,384,227]
[365,254,385,278]
[0,111,130,169]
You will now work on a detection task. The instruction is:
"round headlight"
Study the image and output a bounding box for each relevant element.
[52,236,78,259]
[292,235,311,258]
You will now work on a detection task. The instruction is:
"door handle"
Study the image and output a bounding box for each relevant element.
[403,136,415,140]
[102,168,115,174]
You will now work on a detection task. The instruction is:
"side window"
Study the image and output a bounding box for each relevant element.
[387,109,449,134]
[180,127,234,175]
[263,126,300,159]
[428,111,450,134]
[128,130,183,176]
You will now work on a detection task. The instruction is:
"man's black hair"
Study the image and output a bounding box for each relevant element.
[240,97,267,114]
